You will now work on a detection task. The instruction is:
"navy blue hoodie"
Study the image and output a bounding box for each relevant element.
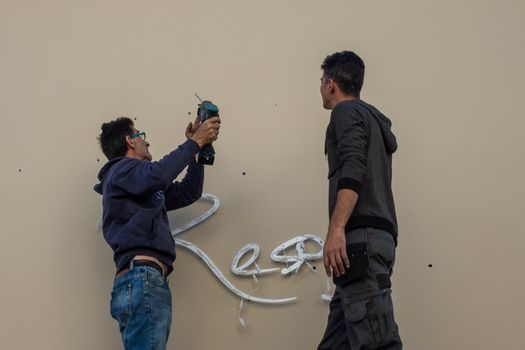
[94,139,204,273]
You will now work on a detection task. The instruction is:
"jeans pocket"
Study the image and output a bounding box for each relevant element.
[110,282,132,331]
[145,270,172,307]
[343,292,401,349]
[147,269,165,287]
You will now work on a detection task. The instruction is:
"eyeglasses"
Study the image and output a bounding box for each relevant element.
[130,132,146,140]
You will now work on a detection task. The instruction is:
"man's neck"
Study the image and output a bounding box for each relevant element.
[125,151,142,160]
[330,94,358,109]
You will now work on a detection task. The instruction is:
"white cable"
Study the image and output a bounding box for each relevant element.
[238,298,247,330]
[175,238,297,304]
[231,243,279,277]
[171,193,220,236]
[270,234,324,275]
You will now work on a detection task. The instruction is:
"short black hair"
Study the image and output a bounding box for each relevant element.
[98,117,134,160]
[321,51,365,97]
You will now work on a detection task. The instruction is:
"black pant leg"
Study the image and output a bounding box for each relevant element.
[318,228,403,350]
[318,288,352,350]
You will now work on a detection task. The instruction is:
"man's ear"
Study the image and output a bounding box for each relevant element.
[328,78,337,94]
[125,135,135,150]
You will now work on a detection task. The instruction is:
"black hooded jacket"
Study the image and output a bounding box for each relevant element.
[325,99,398,242]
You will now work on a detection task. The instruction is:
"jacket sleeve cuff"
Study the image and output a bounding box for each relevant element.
[182,139,201,155]
[338,178,362,194]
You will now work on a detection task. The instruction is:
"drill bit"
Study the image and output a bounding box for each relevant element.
[194,93,203,103]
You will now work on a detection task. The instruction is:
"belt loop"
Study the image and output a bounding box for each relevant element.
[362,228,369,243]
[129,260,135,271]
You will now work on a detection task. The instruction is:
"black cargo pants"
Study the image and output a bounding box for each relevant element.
[318,227,402,350]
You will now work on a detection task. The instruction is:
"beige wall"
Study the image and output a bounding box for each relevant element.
[1,0,525,349]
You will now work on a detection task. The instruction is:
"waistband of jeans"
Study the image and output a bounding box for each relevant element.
[118,260,164,277]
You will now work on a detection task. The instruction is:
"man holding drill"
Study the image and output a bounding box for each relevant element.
[94,114,220,350]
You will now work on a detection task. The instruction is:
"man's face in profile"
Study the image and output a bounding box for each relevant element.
[320,73,333,110]
[130,127,152,161]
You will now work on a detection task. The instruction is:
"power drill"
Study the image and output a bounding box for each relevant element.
[195,93,219,165]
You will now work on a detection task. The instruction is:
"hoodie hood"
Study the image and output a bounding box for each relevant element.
[359,100,398,154]
[93,157,125,194]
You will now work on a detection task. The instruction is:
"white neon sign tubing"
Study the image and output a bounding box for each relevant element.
[270,234,324,275]
[231,243,280,277]
[172,193,297,304]
[171,193,221,236]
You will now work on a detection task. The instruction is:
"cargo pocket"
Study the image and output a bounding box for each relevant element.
[343,292,401,349]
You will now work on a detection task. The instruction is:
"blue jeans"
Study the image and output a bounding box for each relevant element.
[110,263,172,350]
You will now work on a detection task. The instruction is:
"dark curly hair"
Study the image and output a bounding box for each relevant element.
[98,117,134,160]
[321,51,365,97]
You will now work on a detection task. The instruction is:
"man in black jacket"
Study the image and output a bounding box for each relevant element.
[317,51,403,349]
